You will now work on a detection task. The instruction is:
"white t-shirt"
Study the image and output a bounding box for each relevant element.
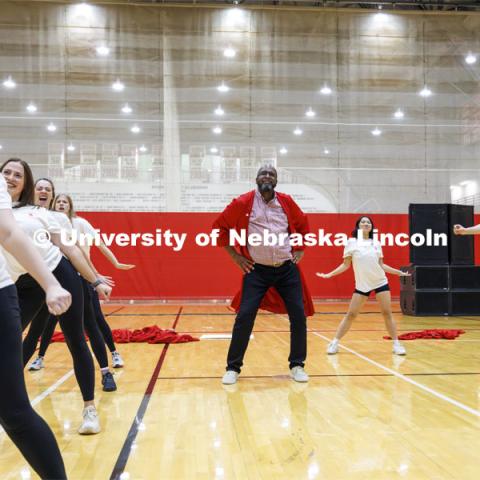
[72,216,97,258]
[0,177,14,289]
[2,205,63,282]
[343,238,387,292]
[49,211,73,244]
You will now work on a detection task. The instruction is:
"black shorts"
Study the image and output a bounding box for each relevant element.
[354,283,390,297]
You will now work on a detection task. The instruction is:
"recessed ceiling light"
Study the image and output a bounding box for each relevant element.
[26,103,37,113]
[394,108,404,119]
[47,123,57,132]
[139,145,147,152]
[465,53,477,65]
[323,148,330,154]
[121,104,132,114]
[212,126,222,134]
[371,127,382,136]
[0,144,3,150]
[217,82,230,93]
[112,80,125,91]
[214,105,225,116]
[279,147,288,154]
[223,47,236,58]
[96,45,110,56]
[3,76,16,89]
[419,86,432,97]
[130,125,140,133]
[293,127,303,136]
[67,144,76,152]
[320,85,332,95]
[210,146,219,153]
[305,108,316,118]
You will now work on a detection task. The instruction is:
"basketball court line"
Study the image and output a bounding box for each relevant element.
[311,331,480,418]
[108,310,403,316]
[109,307,183,480]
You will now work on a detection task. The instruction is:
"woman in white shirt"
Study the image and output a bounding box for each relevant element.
[317,216,409,356]
[24,179,117,393]
[1,158,111,435]
[0,175,70,478]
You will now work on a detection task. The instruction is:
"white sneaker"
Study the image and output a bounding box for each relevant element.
[112,351,124,368]
[222,370,239,385]
[78,406,101,435]
[327,341,339,355]
[290,366,309,383]
[393,342,406,356]
[28,357,44,371]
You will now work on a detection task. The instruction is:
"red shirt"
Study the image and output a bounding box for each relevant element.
[213,190,315,317]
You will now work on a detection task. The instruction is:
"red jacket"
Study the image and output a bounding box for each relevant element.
[213,190,315,317]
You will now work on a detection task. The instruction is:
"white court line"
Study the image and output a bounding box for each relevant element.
[312,331,480,418]
[0,369,74,435]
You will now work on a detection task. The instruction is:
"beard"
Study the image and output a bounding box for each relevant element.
[259,183,274,193]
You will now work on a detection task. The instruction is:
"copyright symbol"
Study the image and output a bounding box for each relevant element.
[33,229,51,247]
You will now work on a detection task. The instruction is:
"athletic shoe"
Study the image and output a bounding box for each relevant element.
[393,343,407,356]
[78,406,101,435]
[327,341,339,355]
[290,366,309,383]
[222,370,239,385]
[102,372,117,392]
[28,357,44,371]
[112,352,124,368]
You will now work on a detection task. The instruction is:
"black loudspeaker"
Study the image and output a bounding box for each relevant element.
[409,204,449,265]
[450,291,480,315]
[448,205,474,265]
[400,265,449,290]
[450,266,480,290]
[400,291,449,316]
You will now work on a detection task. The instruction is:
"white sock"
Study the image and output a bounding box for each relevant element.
[100,367,109,375]
[331,338,339,344]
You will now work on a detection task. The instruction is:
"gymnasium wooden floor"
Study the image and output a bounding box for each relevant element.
[1,302,479,480]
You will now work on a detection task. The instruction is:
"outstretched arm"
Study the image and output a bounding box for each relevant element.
[316,257,352,279]
[379,259,410,276]
[454,224,480,235]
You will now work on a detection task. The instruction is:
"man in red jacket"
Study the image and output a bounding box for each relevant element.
[213,165,314,385]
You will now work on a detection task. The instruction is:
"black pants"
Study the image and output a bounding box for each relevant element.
[0,285,66,479]
[91,287,116,352]
[17,257,95,402]
[29,283,113,366]
[226,261,307,373]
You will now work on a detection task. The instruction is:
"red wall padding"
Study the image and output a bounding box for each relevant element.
[79,212,480,300]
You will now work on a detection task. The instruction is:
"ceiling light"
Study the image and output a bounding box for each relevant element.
[419,86,432,97]
[130,125,140,133]
[371,127,382,136]
[112,79,125,91]
[217,82,230,93]
[465,53,477,65]
[139,145,147,153]
[323,148,330,154]
[26,103,37,113]
[394,108,404,119]
[305,108,316,118]
[210,147,218,153]
[96,45,110,56]
[223,47,236,58]
[293,127,303,136]
[121,103,132,114]
[320,85,332,95]
[0,144,3,150]
[279,147,288,154]
[3,76,16,89]
[47,123,57,132]
[212,126,222,134]
[67,144,76,152]
[214,105,224,116]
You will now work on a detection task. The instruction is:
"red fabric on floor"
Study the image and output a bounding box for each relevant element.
[384,329,465,340]
[50,326,199,344]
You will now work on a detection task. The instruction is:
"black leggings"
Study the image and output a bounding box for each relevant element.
[91,288,116,352]
[17,257,95,402]
[27,282,111,369]
[0,285,67,479]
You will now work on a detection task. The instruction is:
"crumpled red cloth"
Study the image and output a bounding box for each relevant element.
[51,326,199,344]
[384,329,465,340]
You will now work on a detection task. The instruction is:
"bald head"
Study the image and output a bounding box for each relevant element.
[256,165,277,178]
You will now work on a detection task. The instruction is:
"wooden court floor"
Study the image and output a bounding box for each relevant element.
[1,302,479,480]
